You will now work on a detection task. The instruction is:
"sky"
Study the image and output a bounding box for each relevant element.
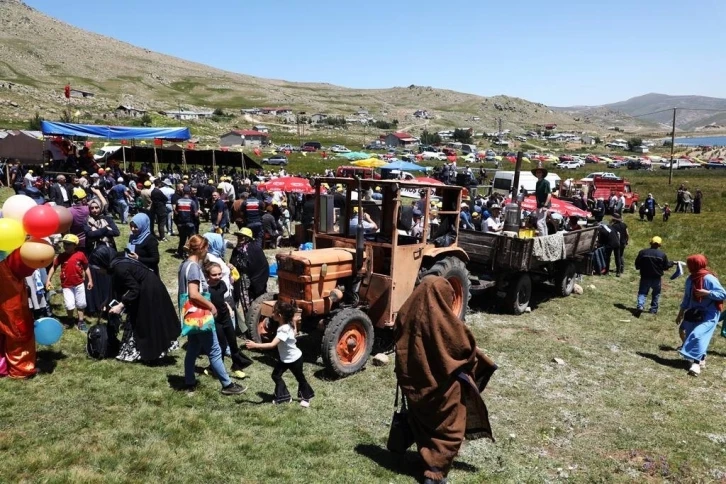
[24,0,726,106]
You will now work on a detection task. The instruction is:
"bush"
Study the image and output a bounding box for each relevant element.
[627,137,643,151]
[27,112,43,130]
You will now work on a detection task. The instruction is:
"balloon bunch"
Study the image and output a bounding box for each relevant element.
[0,195,74,269]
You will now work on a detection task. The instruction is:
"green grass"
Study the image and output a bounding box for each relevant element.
[2,169,726,482]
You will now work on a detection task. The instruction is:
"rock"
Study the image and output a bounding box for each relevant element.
[573,283,583,295]
[371,353,390,366]
[553,358,566,365]
[588,284,597,290]
[9,101,18,107]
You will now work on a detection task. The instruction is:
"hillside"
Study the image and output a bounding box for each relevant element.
[1,0,598,137]
[557,93,726,132]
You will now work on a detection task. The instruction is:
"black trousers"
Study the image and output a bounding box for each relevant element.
[154,211,167,239]
[272,357,314,403]
[177,223,195,257]
[215,316,253,371]
[604,247,623,274]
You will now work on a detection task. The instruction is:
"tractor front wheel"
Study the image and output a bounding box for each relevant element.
[322,308,374,378]
[247,292,277,343]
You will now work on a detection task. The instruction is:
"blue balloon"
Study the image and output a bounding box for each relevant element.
[34,317,64,345]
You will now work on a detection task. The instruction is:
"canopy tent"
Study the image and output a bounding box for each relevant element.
[0,130,44,164]
[107,146,262,172]
[40,121,191,140]
[380,160,427,171]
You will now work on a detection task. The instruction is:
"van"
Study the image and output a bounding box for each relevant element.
[94,145,122,161]
[491,170,561,195]
[302,141,322,151]
[461,144,477,154]
[336,166,381,180]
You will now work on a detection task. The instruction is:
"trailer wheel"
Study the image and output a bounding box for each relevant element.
[247,292,277,343]
[322,308,374,378]
[421,257,471,320]
[505,273,531,315]
[555,262,577,297]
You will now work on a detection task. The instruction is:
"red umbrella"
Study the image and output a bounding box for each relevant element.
[514,195,589,218]
[258,177,314,194]
[413,177,444,185]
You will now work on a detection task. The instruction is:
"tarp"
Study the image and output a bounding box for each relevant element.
[40,121,191,140]
[340,151,371,161]
[380,160,427,172]
[0,131,44,163]
[107,146,262,170]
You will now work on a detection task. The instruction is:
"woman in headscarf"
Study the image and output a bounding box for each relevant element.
[127,213,160,274]
[395,276,497,484]
[676,254,725,376]
[202,232,240,329]
[84,198,120,316]
[89,246,180,363]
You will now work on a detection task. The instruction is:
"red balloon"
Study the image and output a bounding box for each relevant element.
[23,205,60,238]
[53,206,73,234]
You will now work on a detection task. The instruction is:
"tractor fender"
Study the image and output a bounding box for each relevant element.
[421,246,470,264]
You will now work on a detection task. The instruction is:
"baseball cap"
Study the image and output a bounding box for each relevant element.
[143,180,151,187]
[650,236,662,245]
[62,234,79,245]
[117,177,124,183]
[72,188,87,200]
[208,179,214,184]
[81,171,88,176]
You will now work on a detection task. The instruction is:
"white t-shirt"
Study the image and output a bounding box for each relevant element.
[483,216,502,233]
[276,324,302,363]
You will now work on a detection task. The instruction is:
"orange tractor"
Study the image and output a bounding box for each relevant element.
[246,177,470,377]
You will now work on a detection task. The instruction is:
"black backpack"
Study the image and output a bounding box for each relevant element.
[86,317,120,359]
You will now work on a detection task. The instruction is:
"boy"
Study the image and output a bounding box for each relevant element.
[46,234,93,331]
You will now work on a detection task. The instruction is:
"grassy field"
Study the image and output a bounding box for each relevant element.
[1,167,726,483]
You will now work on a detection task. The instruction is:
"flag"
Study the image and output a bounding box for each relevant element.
[670,261,684,280]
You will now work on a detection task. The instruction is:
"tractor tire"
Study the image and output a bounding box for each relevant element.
[421,257,471,321]
[321,308,374,378]
[505,273,532,315]
[247,292,277,343]
[555,261,577,297]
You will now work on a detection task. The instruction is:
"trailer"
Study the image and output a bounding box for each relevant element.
[459,227,598,314]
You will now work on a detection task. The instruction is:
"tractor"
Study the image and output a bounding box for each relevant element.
[246,177,470,377]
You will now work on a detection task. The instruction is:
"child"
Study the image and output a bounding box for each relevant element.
[204,261,253,379]
[46,234,93,331]
[246,301,314,407]
[663,203,671,222]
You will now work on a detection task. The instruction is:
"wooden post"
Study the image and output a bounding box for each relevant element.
[511,151,524,201]
[122,146,127,173]
[668,108,676,185]
[153,146,159,176]
[212,149,217,182]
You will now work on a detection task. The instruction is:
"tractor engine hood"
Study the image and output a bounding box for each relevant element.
[276,248,366,282]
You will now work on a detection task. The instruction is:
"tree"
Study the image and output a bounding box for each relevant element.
[627,137,643,151]
[420,130,442,145]
[140,113,152,126]
[594,136,602,145]
[452,128,473,144]
[213,108,226,116]
[27,112,43,130]
[374,120,394,129]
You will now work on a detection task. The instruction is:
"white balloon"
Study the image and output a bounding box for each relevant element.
[2,195,38,222]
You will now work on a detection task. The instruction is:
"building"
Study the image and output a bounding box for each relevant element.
[70,89,94,99]
[632,145,649,154]
[241,108,260,115]
[252,125,269,133]
[115,105,147,118]
[219,130,269,148]
[160,109,214,121]
[581,135,596,145]
[310,113,328,124]
[385,131,419,148]
[260,107,292,116]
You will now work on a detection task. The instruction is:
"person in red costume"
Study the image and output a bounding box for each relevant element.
[0,250,37,379]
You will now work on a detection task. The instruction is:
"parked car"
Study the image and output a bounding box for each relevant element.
[581,172,620,182]
[559,154,574,162]
[302,141,322,151]
[330,145,350,153]
[557,160,581,170]
[585,155,600,164]
[301,145,317,152]
[460,153,477,163]
[276,143,295,153]
[262,155,289,166]
[607,160,627,169]
[705,160,726,169]
[422,151,447,161]
[660,159,700,170]
[627,159,651,170]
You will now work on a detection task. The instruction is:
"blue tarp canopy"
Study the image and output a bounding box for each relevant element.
[40,121,191,141]
[380,160,427,171]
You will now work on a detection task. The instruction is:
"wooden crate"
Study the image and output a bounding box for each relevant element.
[493,236,534,272]
[458,230,498,265]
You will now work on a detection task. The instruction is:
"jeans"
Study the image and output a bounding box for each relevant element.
[184,330,231,388]
[115,199,129,224]
[272,356,315,403]
[637,277,662,312]
[165,204,174,234]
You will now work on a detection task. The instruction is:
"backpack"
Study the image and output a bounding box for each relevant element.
[86,317,120,359]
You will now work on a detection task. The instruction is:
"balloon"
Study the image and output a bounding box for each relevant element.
[2,195,37,222]
[0,218,27,252]
[34,317,64,345]
[23,205,60,238]
[53,206,73,234]
[19,238,56,269]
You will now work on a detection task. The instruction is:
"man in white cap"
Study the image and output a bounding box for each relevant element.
[459,202,474,231]
[110,177,132,223]
[482,204,503,233]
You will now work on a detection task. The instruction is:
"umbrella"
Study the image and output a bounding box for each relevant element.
[515,195,589,218]
[413,177,444,185]
[381,160,427,171]
[351,158,387,168]
[258,177,314,194]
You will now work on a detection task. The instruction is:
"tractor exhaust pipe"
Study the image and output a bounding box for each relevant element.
[355,176,364,274]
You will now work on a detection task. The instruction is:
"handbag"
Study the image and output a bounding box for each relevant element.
[386,383,415,454]
[179,262,215,336]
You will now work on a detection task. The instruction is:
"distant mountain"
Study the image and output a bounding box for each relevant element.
[557,93,726,131]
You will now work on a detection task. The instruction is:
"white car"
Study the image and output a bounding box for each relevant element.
[557,160,581,170]
[422,151,447,161]
[581,172,620,182]
[330,145,351,153]
[460,153,477,163]
[94,146,122,161]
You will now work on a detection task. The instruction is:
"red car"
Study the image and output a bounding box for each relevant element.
[301,145,317,152]
[559,154,574,162]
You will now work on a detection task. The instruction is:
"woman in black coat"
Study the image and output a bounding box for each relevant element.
[127,213,160,274]
[90,246,179,363]
[84,198,121,315]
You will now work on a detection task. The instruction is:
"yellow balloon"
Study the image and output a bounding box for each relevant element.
[0,218,27,252]
[19,238,56,269]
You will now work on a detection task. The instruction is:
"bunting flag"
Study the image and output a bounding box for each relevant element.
[670,261,684,280]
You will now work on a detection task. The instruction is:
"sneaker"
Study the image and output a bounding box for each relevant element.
[77,322,89,332]
[300,399,310,408]
[221,382,247,395]
[688,363,701,376]
[230,370,247,379]
[699,359,706,368]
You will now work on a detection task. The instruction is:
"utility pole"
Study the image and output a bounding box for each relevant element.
[498,117,502,137]
[668,108,677,185]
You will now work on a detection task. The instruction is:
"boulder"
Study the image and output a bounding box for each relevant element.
[371,353,390,367]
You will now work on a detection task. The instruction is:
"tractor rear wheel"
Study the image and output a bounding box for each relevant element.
[421,257,470,321]
[322,308,374,378]
[247,292,277,343]
[504,273,532,315]
[555,261,577,297]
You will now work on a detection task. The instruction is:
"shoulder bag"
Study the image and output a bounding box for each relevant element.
[178,262,215,336]
[386,382,415,454]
